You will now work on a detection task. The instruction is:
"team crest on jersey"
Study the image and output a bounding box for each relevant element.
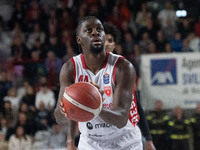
[103,73,110,84]
[104,86,111,97]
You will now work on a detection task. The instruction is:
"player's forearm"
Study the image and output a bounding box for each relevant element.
[67,120,77,143]
[99,108,129,128]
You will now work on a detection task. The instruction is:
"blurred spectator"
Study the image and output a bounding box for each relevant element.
[9,60,25,88]
[31,130,50,149]
[155,30,168,53]
[48,122,66,148]
[44,35,66,58]
[23,50,46,84]
[8,126,32,150]
[35,101,52,131]
[62,29,72,44]
[194,17,200,38]
[170,31,183,52]
[21,85,36,111]
[122,32,135,54]
[63,42,76,62]
[187,32,200,52]
[0,131,8,150]
[0,101,16,128]
[139,31,152,54]
[162,18,177,40]
[98,0,110,22]
[168,106,190,150]
[56,0,74,17]
[147,41,158,54]
[10,1,26,30]
[164,42,173,53]
[0,118,13,141]
[115,44,123,55]
[0,70,12,111]
[120,20,134,43]
[25,0,42,32]
[19,103,35,125]
[17,80,31,100]
[26,23,46,50]
[31,38,47,60]
[59,9,75,32]
[146,100,169,150]
[133,44,142,67]
[190,103,200,150]
[107,5,124,29]
[178,18,193,39]
[15,112,35,136]
[10,23,26,43]
[0,0,14,28]
[35,76,56,110]
[75,2,88,23]
[136,2,152,29]
[4,87,21,111]
[11,35,30,62]
[119,0,131,22]
[157,1,177,29]
[140,17,158,41]
[181,38,192,52]
[45,51,62,88]
[47,9,58,33]
[89,4,100,18]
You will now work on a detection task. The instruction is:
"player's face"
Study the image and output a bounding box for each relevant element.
[77,18,105,54]
[105,34,115,52]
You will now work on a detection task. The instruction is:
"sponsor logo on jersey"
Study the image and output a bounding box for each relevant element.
[104,86,111,97]
[151,59,177,85]
[86,122,93,130]
[103,73,110,84]
[95,123,112,128]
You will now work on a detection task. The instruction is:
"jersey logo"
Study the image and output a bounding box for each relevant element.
[78,75,89,82]
[104,86,111,97]
[103,73,110,84]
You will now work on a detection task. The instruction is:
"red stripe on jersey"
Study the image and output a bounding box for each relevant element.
[113,56,123,83]
[103,51,109,68]
[129,89,140,126]
[81,52,109,69]
[81,54,87,69]
[71,58,76,81]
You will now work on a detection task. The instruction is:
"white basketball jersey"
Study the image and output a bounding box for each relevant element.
[71,52,137,140]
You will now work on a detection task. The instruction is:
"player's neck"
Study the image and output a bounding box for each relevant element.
[84,51,107,74]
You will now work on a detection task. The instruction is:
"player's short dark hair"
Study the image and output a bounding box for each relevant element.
[75,16,100,53]
[103,23,121,44]
[75,16,99,37]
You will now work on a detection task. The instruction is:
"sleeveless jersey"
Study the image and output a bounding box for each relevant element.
[71,51,139,140]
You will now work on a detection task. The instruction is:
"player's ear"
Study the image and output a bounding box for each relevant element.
[76,36,81,45]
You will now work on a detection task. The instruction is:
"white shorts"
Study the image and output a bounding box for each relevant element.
[78,125,143,150]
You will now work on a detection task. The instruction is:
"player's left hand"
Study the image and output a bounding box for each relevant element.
[145,140,156,150]
[90,81,105,102]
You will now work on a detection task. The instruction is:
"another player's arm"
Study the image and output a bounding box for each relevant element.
[99,58,135,128]
[54,60,77,149]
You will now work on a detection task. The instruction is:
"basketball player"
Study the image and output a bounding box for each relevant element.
[54,16,143,150]
[104,23,156,150]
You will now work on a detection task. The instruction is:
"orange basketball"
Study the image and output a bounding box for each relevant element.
[62,82,102,122]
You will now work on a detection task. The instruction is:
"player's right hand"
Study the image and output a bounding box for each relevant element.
[59,101,69,119]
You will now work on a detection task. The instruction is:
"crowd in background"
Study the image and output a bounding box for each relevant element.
[0,0,200,149]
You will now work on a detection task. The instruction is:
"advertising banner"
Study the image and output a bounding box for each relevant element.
[140,53,200,110]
